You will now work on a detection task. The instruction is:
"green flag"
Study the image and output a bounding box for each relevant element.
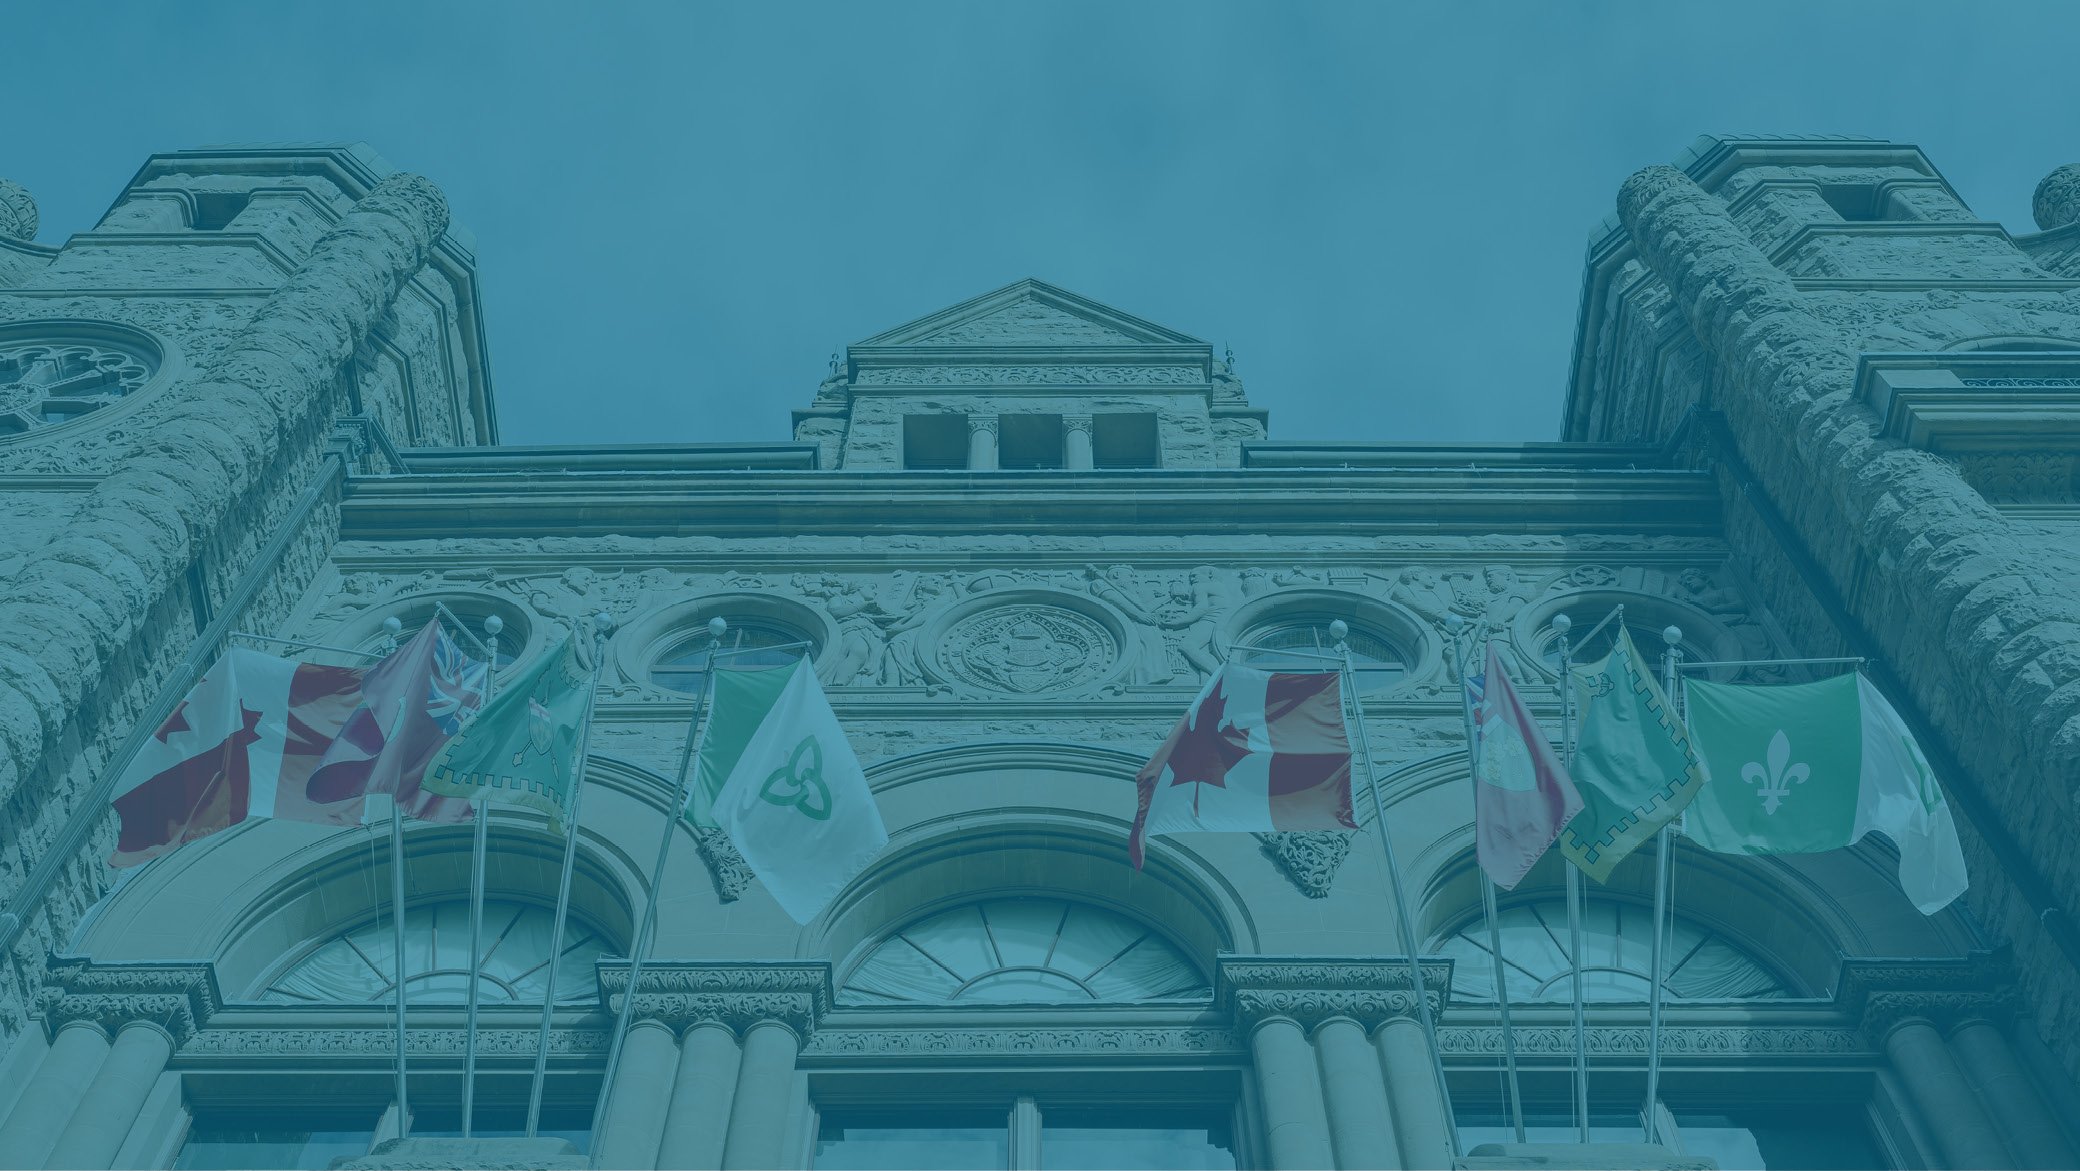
[1556,625,1703,882]
[686,656,887,924]
[1684,673,1967,914]
[423,634,593,830]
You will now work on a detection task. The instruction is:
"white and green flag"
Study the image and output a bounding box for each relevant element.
[1557,626,1705,882]
[1684,673,1967,914]
[688,657,887,924]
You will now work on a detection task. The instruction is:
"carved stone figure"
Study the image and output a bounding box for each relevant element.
[1085,565,1177,685]
[795,574,886,685]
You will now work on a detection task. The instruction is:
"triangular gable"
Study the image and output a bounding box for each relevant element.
[855,279,1207,347]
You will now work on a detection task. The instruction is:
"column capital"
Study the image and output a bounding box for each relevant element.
[598,960,831,1038]
[1062,414,1094,432]
[1836,952,2019,1040]
[1217,955,1451,1030]
[35,957,221,1046]
[966,414,999,436]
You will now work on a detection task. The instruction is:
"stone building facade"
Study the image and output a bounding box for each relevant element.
[0,136,2076,1168]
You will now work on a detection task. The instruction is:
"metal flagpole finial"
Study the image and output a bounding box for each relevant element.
[1328,618,1349,646]
[1550,612,1571,634]
[381,615,402,652]
[706,615,727,642]
[483,614,504,639]
[1663,625,1683,648]
[1445,613,1465,633]
[594,610,615,635]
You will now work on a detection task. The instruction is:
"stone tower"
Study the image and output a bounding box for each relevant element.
[1567,134,2080,1081]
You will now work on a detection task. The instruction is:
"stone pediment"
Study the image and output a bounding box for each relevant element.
[855,279,1206,349]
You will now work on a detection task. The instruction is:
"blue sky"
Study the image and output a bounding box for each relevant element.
[14,1,2079,446]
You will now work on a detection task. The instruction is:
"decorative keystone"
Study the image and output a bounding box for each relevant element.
[35,958,221,1046]
[1217,956,1452,1030]
[596,961,831,1037]
[1257,831,1353,898]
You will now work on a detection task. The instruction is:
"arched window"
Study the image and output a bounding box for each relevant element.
[839,898,1209,1005]
[649,620,809,694]
[1435,898,1789,1003]
[1243,617,1407,694]
[255,899,610,1005]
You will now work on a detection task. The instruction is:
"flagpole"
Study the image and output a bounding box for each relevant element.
[1643,626,1682,1145]
[527,613,614,1138]
[461,615,502,1139]
[1553,612,1591,1144]
[1448,617,1525,1143]
[590,617,726,1164]
[1334,619,1461,1164]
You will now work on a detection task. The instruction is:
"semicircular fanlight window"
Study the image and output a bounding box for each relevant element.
[840,898,1208,1005]
[1436,898,1790,1003]
[256,900,609,1005]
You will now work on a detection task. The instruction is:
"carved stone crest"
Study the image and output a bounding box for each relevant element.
[937,603,1117,695]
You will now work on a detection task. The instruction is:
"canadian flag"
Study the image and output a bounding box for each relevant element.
[1130,665,1357,868]
[109,649,375,867]
[1470,640,1582,890]
[109,627,488,868]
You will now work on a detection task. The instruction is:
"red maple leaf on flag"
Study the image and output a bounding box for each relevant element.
[1164,674,1252,813]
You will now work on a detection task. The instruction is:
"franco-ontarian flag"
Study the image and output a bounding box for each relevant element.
[1557,626,1704,883]
[689,657,887,924]
[423,634,593,830]
[1683,673,1968,914]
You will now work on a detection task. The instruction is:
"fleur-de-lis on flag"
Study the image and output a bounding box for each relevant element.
[1741,730,1810,815]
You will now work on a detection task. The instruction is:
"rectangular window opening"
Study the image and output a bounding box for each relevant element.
[904,414,969,470]
[190,191,252,231]
[999,414,1065,469]
[1817,184,1885,222]
[1092,413,1160,469]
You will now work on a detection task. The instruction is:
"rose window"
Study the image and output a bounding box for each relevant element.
[0,342,154,435]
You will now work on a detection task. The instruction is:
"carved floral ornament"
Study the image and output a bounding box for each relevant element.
[310,562,1773,701]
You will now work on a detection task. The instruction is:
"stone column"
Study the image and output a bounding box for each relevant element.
[1313,1016,1401,1169]
[966,415,999,470]
[1948,1017,2077,1169]
[1880,1017,2013,1170]
[45,1020,175,1169]
[0,1022,108,1168]
[1064,415,1094,470]
[657,1022,741,1170]
[721,1021,801,1170]
[1247,1017,1336,1170]
[1376,1016,1451,1170]
[595,1021,680,1170]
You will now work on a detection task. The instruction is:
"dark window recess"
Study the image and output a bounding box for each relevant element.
[1816,184,1886,222]
[999,414,1065,469]
[904,414,968,469]
[189,191,253,231]
[1092,413,1160,468]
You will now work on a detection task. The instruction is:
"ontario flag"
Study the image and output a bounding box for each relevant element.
[109,625,488,867]
[1470,641,1582,890]
[1129,665,1357,869]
